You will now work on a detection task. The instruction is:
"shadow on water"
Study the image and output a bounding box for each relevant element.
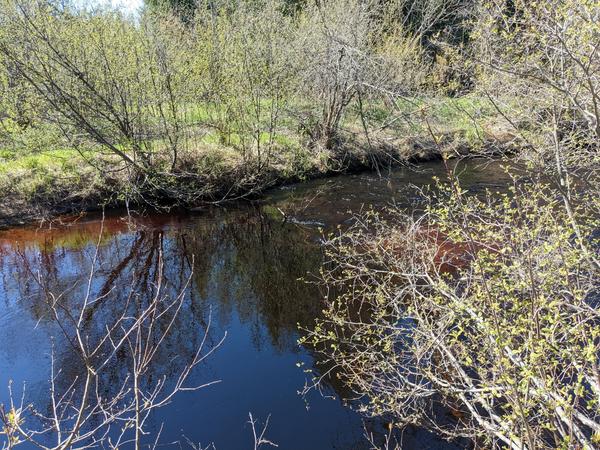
[0,160,511,449]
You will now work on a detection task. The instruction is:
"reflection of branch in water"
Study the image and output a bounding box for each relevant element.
[98,230,147,297]
[0,223,225,450]
[275,184,332,224]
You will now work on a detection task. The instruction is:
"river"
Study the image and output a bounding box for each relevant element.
[0,159,509,449]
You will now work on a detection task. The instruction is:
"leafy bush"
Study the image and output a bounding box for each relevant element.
[303,170,599,449]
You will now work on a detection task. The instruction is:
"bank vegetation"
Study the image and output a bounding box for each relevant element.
[302,1,600,449]
[0,1,599,448]
[1,0,514,224]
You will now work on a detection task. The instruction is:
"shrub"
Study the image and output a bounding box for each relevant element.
[303,169,600,449]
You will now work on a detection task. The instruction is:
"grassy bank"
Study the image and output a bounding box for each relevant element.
[0,0,524,229]
[0,95,516,228]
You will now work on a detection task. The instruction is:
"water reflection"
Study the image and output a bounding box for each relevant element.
[0,209,364,448]
[0,160,508,449]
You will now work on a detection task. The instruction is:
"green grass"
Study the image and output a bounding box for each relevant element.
[0,148,104,203]
[346,95,500,148]
[0,148,81,172]
[0,94,510,222]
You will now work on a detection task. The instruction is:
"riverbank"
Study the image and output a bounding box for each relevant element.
[0,95,520,229]
[0,129,517,229]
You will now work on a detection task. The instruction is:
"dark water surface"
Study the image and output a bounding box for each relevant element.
[0,160,509,449]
